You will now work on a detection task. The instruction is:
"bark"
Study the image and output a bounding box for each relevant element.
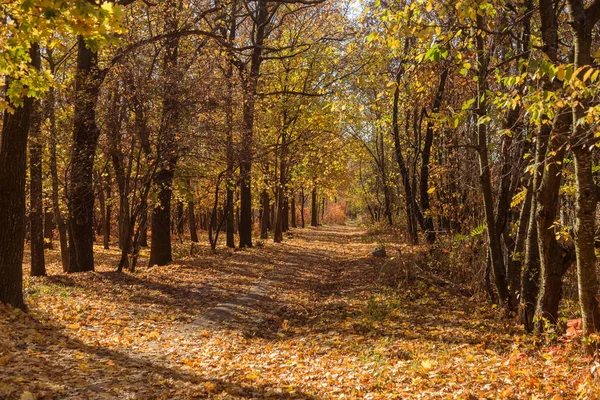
[176,202,185,235]
[311,186,318,227]
[0,44,40,308]
[282,197,289,232]
[509,177,533,306]
[475,14,513,311]
[392,75,419,244]
[47,85,69,272]
[274,125,288,243]
[300,187,305,228]
[567,0,600,340]
[44,209,54,250]
[522,0,558,331]
[420,68,448,244]
[67,36,106,273]
[239,0,269,248]
[149,3,180,266]
[534,113,572,332]
[260,189,269,239]
[29,95,46,277]
[140,212,149,247]
[189,201,199,242]
[291,193,296,228]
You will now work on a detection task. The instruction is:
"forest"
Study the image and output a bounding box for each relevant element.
[2,0,600,398]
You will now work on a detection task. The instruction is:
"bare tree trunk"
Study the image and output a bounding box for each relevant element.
[291,193,296,228]
[300,187,305,228]
[29,95,46,276]
[261,189,269,239]
[419,68,448,244]
[311,186,318,227]
[567,0,600,344]
[475,14,513,311]
[189,201,199,243]
[44,209,54,250]
[149,2,180,266]
[0,44,39,308]
[67,36,105,273]
[46,84,69,272]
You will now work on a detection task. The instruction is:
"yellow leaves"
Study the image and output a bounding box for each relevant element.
[203,381,218,393]
[0,353,13,367]
[421,359,434,371]
[146,331,160,340]
[511,188,527,208]
[245,370,261,381]
[20,392,34,400]
[66,323,81,330]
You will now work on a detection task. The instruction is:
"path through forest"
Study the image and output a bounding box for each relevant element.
[0,226,595,399]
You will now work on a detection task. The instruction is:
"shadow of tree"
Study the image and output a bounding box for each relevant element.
[0,308,317,399]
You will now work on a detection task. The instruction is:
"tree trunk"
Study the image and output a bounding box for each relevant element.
[522,0,558,331]
[419,68,448,244]
[475,14,513,311]
[140,211,148,247]
[534,113,572,332]
[239,0,268,248]
[149,4,180,265]
[311,187,318,227]
[392,76,419,244]
[189,201,199,243]
[0,44,40,308]
[291,193,296,228]
[67,36,106,273]
[282,197,289,232]
[300,188,305,228]
[176,201,185,235]
[47,85,69,272]
[567,0,600,342]
[261,189,269,239]
[43,209,54,250]
[149,170,174,266]
[29,95,46,277]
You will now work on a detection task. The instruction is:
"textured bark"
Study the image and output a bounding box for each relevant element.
[47,85,69,272]
[567,0,600,341]
[67,36,105,273]
[392,75,419,244]
[521,0,559,331]
[508,177,532,306]
[149,2,180,265]
[43,209,54,250]
[311,187,318,227]
[188,201,199,243]
[282,198,289,232]
[291,194,296,228]
[419,68,448,244]
[475,14,513,310]
[300,188,305,228]
[260,189,269,239]
[239,0,268,248]
[0,44,40,308]
[534,113,572,332]
[176,202,185,235]
[29,96,46,277]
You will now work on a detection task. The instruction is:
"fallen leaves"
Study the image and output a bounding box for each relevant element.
[1,226,598,399]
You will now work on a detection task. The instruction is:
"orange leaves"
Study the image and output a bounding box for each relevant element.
[2,228,594,398]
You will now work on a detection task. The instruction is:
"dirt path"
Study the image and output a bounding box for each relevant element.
[1,225,594,399]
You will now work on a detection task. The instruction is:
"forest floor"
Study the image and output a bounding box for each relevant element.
[1,225,599,399]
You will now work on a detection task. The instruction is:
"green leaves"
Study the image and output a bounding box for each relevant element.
[424,45,448,62]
